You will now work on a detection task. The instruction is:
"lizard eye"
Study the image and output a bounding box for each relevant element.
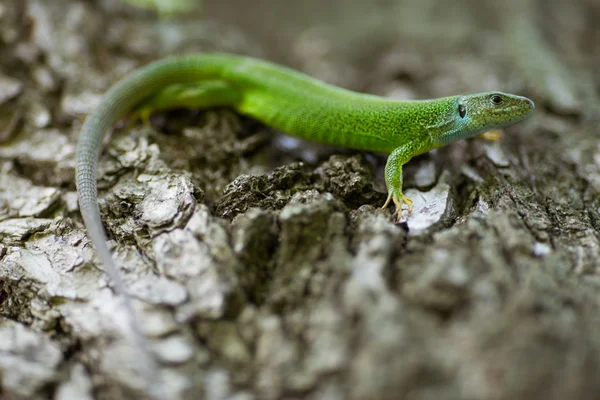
[458,104,466,118]
[490,94,503,105]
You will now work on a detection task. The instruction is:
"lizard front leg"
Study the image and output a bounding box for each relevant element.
[382,145,413,221]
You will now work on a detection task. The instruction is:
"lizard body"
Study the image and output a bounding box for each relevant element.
[75,53,534,391]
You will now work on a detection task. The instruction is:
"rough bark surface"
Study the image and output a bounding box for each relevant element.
[0,0,599,399]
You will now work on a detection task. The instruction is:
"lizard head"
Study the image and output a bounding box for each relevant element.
[435,92,534,145]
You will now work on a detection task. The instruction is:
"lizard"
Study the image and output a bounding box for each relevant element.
[75,52,534,393]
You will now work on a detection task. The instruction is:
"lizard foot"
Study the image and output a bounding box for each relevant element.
[382,193,413,222]
[478,129,504,141]
[126,107,153,129]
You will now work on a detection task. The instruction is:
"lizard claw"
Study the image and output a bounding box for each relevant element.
[382,193,413,222]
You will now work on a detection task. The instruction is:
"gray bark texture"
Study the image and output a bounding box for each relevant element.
[0,0,599,399]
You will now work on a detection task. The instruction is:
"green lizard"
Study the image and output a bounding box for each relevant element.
[75,52,534,389]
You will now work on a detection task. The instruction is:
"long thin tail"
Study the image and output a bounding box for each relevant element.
[76,69,165,397]
[75,54,240,396]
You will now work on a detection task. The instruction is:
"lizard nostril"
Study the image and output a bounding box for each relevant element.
[528,99,535,110]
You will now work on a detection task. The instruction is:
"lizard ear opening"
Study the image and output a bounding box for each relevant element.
[458,104,466,118]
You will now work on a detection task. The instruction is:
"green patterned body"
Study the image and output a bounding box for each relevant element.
[131,54,465,155]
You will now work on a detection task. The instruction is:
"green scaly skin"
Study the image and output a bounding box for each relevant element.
[75,53,534,389]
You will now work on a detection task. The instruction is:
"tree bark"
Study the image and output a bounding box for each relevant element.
[0,0,599,399]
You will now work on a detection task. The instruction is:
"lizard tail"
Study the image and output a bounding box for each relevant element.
[75,54,236,397]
